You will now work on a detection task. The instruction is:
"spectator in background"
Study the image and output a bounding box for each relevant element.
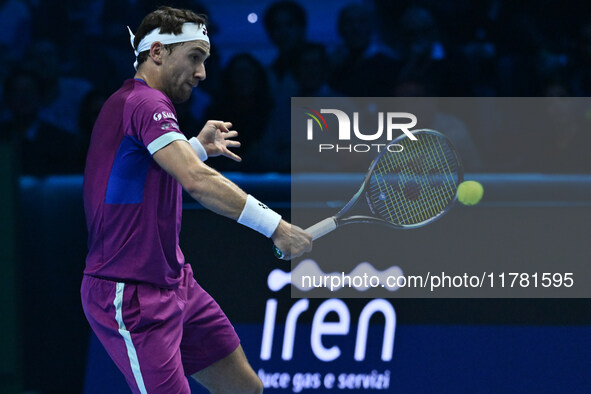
[329,2,400,96]
[489,3,542,96]
[73,36,122,95]
[0,0,32,66]
[259,42,352,174]
[294,43,337,97]
[461,26,499,96]
[0,0,32,103]
[69,0,123,94]
[261,1,309,172]
[204,53,274,172]
[23,40,93,136]
[394,80,484,172]
[396,5,468,96]
[0,68,85,175]
[263,0,308,99]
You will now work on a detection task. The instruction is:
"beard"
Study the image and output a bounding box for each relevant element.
[167,87,192,104]
[163,77,193,104]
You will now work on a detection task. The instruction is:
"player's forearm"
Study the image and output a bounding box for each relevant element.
[153,140,281,234]
[153,140,247,219]
[184,164,246,220]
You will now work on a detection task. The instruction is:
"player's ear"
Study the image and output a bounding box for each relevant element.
[149,41,165,65]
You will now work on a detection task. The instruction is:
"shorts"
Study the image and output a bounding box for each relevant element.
[81,263,240,394]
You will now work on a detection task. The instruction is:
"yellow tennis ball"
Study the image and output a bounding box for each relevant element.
[457,180,484,206]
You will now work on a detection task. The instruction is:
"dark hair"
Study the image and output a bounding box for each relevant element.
[134,6,208,67]
[263,1,307,32]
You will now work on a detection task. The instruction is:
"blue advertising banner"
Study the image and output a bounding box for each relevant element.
[85,322,591,393]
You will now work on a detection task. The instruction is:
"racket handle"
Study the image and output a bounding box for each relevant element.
[306,217,337,240]
[273,217,337,259]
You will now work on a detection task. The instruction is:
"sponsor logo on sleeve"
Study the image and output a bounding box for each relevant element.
[153,111,178,122]
[160,121,180,131]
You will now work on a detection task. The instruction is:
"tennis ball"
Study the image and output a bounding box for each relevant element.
[457,180,484,206]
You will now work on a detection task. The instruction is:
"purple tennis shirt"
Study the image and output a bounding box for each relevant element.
[83,79,189,288]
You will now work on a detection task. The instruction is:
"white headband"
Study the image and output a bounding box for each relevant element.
[127,22,210,70]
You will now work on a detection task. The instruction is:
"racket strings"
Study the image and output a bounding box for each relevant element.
[373,157,450,224]
[390,142,445,223]
[416,135,458,211]
[394,135,458,222]
[400,135,458,221]
[369,132,459,226]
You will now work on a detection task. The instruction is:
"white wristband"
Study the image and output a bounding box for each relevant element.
[189,137,208,161]
[237,195,282,238]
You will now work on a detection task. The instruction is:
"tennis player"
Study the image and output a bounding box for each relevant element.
[81,6,311,393]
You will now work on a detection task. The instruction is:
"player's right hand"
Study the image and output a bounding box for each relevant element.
[271,220,312,260]
[197,120,242,162]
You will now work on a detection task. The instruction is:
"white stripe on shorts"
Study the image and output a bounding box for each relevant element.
[114,282,147,394]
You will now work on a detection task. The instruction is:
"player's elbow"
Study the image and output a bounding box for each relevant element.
[181,164,216,201]
[183,182,202,201]
[182,173,207,201]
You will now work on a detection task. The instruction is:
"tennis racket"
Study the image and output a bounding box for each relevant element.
[273,129,463,259]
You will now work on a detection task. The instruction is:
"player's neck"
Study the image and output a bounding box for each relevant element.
[134,68,161,91]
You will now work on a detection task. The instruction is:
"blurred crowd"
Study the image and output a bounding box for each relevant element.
[1,0,590,175]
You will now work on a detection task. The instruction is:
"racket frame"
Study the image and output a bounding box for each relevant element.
[331,129,463,231]
[273,129,463,258]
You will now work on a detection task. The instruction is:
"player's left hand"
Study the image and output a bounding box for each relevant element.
[197,120,242,162]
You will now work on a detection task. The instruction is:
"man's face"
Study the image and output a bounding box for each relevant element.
[160,40,210,103]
